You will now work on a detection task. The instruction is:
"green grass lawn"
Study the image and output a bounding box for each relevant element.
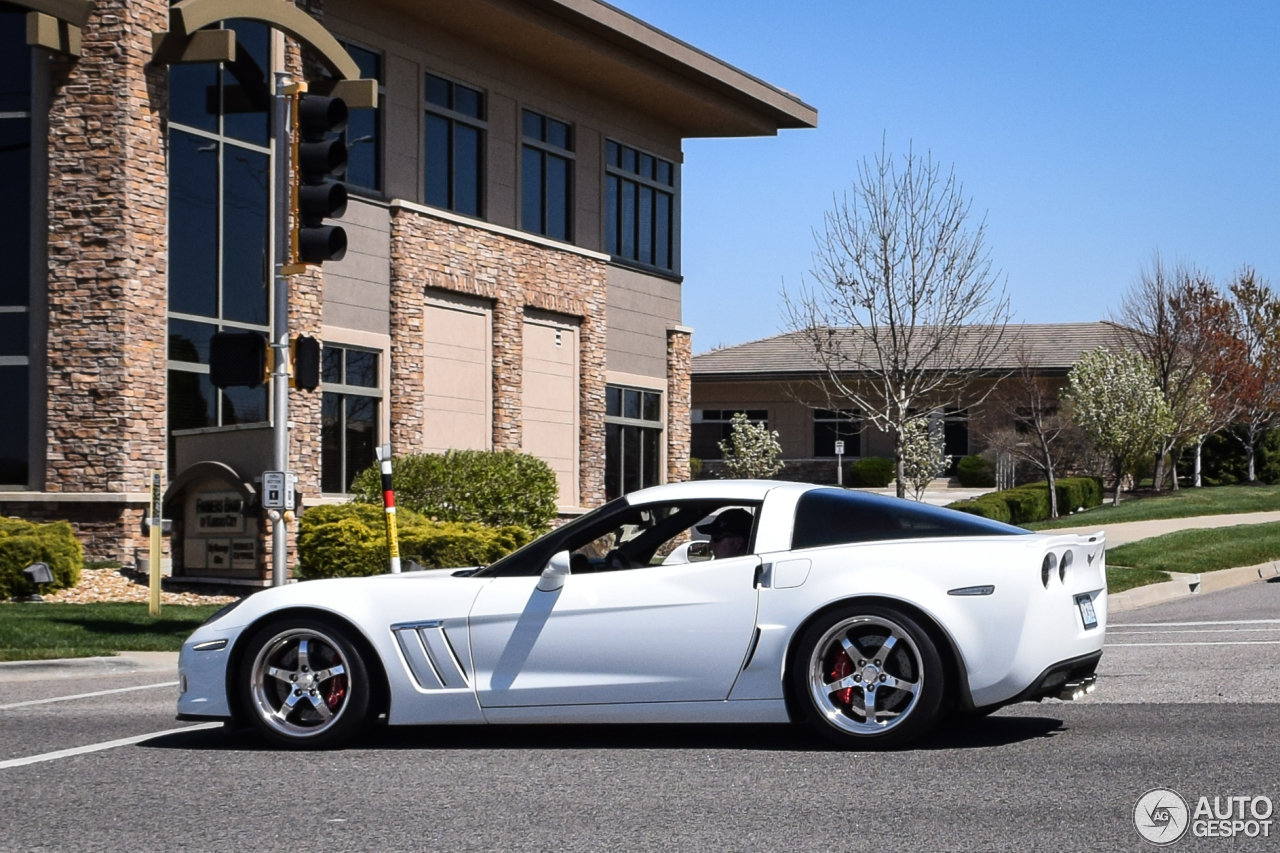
[1105,521,1280,575]
[1106,565,1172,594]
[1026,484,1280,531]
[0,603,222,662]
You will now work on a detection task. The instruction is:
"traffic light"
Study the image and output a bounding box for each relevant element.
[292,335,321,391]
[293,93,349,266]
[209,331,268,388]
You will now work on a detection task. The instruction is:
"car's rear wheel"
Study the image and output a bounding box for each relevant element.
[239,618,370,749]
[793,604,945,749]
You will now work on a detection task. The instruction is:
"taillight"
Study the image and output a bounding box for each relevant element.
[1042,553,1057,588]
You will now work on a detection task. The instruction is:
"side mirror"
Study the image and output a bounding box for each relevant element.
[687,540,712,562]
[537,550,571,591]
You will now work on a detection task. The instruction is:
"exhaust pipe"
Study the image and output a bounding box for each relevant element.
[1057,674,1098,701]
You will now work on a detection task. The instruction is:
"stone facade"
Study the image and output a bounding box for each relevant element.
[37,0,169,559]
[388,206,609,509]
[665,327,692,484]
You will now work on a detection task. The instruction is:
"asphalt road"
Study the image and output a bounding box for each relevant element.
[2,581,1278,853]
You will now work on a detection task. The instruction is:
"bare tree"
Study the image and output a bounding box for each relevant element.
[979,345,1077,517]
[783,144,1011,498]
[1114,254,1215,491]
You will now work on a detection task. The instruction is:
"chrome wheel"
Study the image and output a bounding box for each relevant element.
[249,627,354,740]
[807,614,924,736]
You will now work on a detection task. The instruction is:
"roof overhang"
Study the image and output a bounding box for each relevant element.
[355,0,817,138]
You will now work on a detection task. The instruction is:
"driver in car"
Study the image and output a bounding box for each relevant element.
[697,508,753,560]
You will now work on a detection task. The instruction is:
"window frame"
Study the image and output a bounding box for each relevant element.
[605,384,665,501]
[423,70,487,218]
[335,37,386,197]
[519,107,575,242]
[604,138,678,275]
[812,408,862,458]
[320,343,384,495]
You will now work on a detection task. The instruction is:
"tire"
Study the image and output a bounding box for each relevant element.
[238,618,371,749]
[791,604,945,749]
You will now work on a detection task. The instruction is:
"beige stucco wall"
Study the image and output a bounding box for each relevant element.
[605,265,681,379]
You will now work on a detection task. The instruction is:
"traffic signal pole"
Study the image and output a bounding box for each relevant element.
[271,71,292,588]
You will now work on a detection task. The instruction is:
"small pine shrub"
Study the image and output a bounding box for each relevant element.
[956,455,996,488]
[847,457,895,488]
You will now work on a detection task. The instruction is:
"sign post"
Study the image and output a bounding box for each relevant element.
[375,444,401,573]
[148,470,162,616]
[835,440,845,487]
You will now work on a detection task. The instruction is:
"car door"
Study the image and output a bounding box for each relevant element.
[468,553,760,707]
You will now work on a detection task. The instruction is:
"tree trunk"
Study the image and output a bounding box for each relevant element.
[1171,455,1179,491]
[1113,458,1124,506]
[1194,437,1204,488]
[894,434,907,499]
[1040,437,1058,518]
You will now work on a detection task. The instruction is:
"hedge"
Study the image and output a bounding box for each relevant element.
[847,457,895,488]
[296,503,534,580]
[349,449,558,532]
[0,518,83,599]
[947,477,1103,525]
[955,455,996,488]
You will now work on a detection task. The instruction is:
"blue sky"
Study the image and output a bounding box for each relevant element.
[609,0,1280,353]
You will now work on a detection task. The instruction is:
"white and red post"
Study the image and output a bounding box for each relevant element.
[375,443,401,573]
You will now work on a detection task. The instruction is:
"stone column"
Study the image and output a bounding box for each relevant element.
[42,0,169,558]
[666,326,693,484]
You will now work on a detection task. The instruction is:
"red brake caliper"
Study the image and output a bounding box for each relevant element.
[830,650,854,706]
[324,675,347,710]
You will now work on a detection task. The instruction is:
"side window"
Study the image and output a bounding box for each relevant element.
[566,501,758,572]
[791,489,1028,550]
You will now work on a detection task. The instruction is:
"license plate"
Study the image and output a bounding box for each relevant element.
[1076,594,1098,629]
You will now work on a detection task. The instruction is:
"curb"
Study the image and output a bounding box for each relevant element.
[0,652,178,682]
[1109,562,1280,613]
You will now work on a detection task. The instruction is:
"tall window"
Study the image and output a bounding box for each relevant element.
[424,73,484,218]
[321,345,381,492]
[167,21,272,466]
[338,40,384,194]
[813,409,861,457]
[691,410,768,460]
[605,140,676,272]
[521,109,572,241]
[605,385,663,500]
[0,2,31,485]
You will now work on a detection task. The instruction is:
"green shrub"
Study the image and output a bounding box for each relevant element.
[349,449,558,532]
[0,518,83,599]
[949,496,1012,523]
[847,457,895,488]
[296,503,534,580]
[1000,487,1050,524]
[946,477,1103,525]
[955,454,996,488]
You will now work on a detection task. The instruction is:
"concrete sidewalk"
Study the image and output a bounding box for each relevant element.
[0,652,178,682]
[1044,510,1280,547]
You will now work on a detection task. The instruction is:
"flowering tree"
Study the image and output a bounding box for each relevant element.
[900,416,950,501]
[718,413,785,479]
[1224,269,1280,482]
[1065,348,1173,505]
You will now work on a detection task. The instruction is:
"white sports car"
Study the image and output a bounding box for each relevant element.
[178,480,1107,749]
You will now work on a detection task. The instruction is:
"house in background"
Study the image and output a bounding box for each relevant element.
[0,0,815,583]
[691,322,1127,483]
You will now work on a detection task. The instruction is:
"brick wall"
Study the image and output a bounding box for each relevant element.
[666,327,691,484]
[389,208,609,509]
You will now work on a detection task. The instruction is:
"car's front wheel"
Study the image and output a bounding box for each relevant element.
[792,604,945,749]
[239,618,371,749]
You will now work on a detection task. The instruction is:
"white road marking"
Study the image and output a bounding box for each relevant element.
[0,681,177,710]
[1108,628,1280,635]
[1111,619,1280,627]
[0,723,222,770]
[1105,641,1280,647]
